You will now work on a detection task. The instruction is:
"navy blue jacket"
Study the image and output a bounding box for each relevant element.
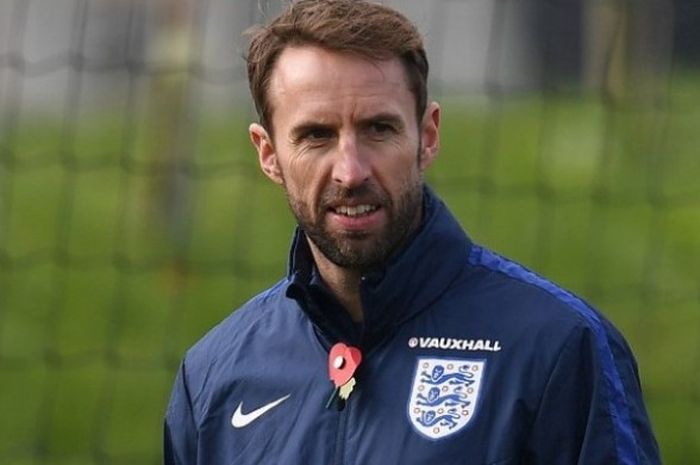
[164,189,661,465]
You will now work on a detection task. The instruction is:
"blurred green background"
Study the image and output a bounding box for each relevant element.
[1,0,699,464]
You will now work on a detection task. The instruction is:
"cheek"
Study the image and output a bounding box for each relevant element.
[380,148,422,184]
[284,158,326,202]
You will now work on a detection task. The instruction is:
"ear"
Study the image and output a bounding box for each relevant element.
[419,101,440,171]
[249,123,284,184]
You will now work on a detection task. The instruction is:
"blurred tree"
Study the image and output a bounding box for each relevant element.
[147,0,194,255]
[584,0,673,105]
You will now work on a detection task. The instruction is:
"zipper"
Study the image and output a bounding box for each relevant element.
[333,399,350,465]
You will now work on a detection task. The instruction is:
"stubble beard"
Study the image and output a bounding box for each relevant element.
[287,178,424,273]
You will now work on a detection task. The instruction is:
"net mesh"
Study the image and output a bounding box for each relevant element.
[1,0,698,464]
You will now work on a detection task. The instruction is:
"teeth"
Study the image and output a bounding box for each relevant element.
[335,204,377,217]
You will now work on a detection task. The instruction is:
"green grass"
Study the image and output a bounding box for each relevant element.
[1,73,700,464]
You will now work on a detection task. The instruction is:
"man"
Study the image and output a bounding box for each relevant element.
[164,1,661,464]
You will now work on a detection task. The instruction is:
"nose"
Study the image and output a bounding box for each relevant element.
[331,134,370,188]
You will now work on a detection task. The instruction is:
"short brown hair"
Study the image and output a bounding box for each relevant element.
[246,0,429,131]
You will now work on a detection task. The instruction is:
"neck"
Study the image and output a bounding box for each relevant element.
[304,191,427,323]
[307,240,364,322]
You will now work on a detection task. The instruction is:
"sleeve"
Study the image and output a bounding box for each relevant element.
[164,360,199,465]
[523,323,662,465]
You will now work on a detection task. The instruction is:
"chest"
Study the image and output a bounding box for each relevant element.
[193,318,540,465]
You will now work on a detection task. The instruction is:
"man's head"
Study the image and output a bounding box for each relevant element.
[246,1,440,273]
[246,0,429,133]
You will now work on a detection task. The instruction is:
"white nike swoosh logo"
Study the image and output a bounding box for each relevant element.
[231,394,291,428]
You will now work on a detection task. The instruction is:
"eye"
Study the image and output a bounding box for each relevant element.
[367,122,396,139]
[304,127,334,142]
[292,126,335,148]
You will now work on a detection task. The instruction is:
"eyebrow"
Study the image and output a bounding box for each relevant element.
[357,112,405,129]
[289,121,336,142]
[288,111,406,141]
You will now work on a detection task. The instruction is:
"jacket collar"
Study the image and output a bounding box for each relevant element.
[285,186,472,350]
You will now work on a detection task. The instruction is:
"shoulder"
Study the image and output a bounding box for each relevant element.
[193,278,292,354]
[462,244,628,353]
[180,278,298,382]
[462,243,642,395]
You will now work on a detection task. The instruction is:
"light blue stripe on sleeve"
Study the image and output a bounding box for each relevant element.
[468,244,640,465]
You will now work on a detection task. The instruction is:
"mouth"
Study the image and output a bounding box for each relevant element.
[330,204,380,218]
[326,203,385,232]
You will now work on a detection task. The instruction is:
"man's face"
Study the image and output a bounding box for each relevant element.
[250,45,440,272]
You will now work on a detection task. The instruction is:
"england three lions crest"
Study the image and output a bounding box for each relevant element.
[408,358,486,439]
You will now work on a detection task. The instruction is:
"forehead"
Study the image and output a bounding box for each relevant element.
[267,45,415,127]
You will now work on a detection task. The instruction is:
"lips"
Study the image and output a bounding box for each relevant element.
[331,204,379,217]
[322,185,387,232]
[327,203,385,232]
